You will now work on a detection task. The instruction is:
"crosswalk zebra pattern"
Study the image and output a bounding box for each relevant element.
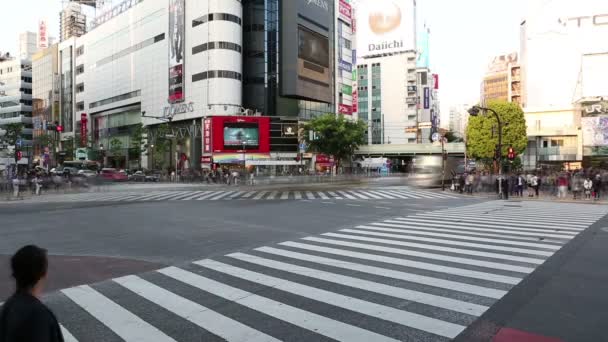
[24,187,461,203]
[34,200,608,341]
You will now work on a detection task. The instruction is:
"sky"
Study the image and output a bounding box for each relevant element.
[0,0,541,126]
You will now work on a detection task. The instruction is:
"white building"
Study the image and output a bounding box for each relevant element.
[449,104,471,137]
[520,0,608,170]
[18,32,39,60]
[60,2,87,41]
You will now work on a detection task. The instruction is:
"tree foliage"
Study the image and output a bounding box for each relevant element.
[2,123,23,145]
[302,114,367,165]
[35,133,54,148]
[64,136,75,161]
[444,131,463,143]
[466,100,527,162]
[151,123,171,170]
[109,137,123,158]
[130,123,146,169]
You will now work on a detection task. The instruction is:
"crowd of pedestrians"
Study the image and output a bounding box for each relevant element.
[453,169,607,201]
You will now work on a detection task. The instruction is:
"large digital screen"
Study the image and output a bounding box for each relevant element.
[223,123,259,148]
[168,0,185,103]
[298,27,330,68]
[357,0,415,57]
[582,116,608,147]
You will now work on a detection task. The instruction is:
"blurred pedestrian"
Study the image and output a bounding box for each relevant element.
[584,177,593,200]
[0,245,64,342]
[557,173,568,199]
[594,173,602,200]
[516,174,524,197]
[531,174,539,197]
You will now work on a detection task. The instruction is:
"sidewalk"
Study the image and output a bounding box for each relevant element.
[455,190,608,205]
[455,207,608,342]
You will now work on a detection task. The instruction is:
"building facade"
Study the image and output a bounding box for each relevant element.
[520,0,608,170]
[481,52,520,104]
[48,0,345,173]
[0,54,34,162]
[32,44,60,163]
[60,2,87,41]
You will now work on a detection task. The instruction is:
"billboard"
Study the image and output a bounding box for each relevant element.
[423,87,430,109]
[582,116,608,147]
[38,20,48,49]
[281,0,333,103]
[357,0,415,57]
[209,116,270,153]
[168,0,185,103]
[338,0,352,23]
[416,26,429,67]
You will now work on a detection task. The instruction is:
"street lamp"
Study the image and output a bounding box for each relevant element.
[468,105,504,198]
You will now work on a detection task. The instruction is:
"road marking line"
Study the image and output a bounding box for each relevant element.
[342,228,554,257]
[241,191,257,198]
[266,191,279,200]
[419,212,594,227]
[375,206,391,210]
[134,192,169,201]
[195,191,222,200]
[317,191,330,200]
[349,191,370,199]
[153,191,191,201]
[228,191,244,199]
[253,191,268,200]
[386,219,577,238]
[169,191,202,200]
[359,191,383,199]
[197,259,466,339]
[389,190,421,199]
[294,191,303,200]
[62,285,176,342]
[409,214,585,231]
[229,253,488,316]
[256,246,507,299]
[308,236,534,273]
[159,266,400,342]
[376,190,412,199]
[368,191,397,199]
[327,191,342,199]
[210,191,235,200]
[324,232,544,264]
[305,191,315,199]
[280,192,289,200]
[337,191,356,200]
[60,325,79,342]
[114,275,280,342]
[360,224,563,250]
[282,241,522,285]
[322,202,336,205]
[346,204,361,207]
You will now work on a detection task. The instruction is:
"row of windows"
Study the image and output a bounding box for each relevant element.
[244,24,265,32]
[89,89,141,109]
[76,64,85,75]
[76,83,84,93]
[192,70,242,82]
[0,111,30,119]
[193,13,241,27]
[192,41,242,55]
[96,33,165,68]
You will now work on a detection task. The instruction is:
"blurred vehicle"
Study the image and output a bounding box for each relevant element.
[145,171,161,182]
[409,155,463,188]
[130,171,146,182]
[99,168,128,182]
[77,169,98,178]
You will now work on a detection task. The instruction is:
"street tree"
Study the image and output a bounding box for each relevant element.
[466,100,527,164]
[64,136,76,161]
[34,133,54,149]
[109,137,123,167]
[151,123,171,170]
[130,123,146,169]
[2,123,24,145]
[302,114,367,167]
[444,130,463,143]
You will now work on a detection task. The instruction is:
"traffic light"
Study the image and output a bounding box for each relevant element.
[56,124,63,133]
[507,146,516,160]
[14,150,22,161]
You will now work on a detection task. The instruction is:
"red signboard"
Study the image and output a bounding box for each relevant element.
[207,116,271,153]
[203,118,212,153]
[338,0,352,22]
[433,74,439,90]
[338,104,352,115]
[316,154,335,164]
[80,113,88,147]
[200,156,212,164]
[38,20,48,49]
[351,91,358,113]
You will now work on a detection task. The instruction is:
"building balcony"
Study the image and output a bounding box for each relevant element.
[0,115,33,126]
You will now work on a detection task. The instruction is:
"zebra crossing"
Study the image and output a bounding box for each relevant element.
[25,187,461,203]
[38,201,607,341]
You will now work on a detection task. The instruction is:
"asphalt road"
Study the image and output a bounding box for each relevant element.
[1,186,607,341]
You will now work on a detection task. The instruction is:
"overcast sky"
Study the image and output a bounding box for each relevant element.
[0,0,542,124]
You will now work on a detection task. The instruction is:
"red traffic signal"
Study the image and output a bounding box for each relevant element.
[507,147,516,160]
[56,125,63,132]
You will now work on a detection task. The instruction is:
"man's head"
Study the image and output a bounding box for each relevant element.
[10,245,48,295]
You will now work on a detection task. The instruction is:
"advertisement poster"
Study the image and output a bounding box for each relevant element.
[582,116,608,147]
[80,113,88,147]
[339,104,352,115]
[38,20,48,49]
[168,0,185,103]
[203,118,212,153]
[423,87,430,109]
[357,0,415,57]
[338,0,352,23]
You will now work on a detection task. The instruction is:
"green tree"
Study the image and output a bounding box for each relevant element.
[444,131,463,143]
[130,123,146,169]
[151,123,171,170]
[466,100,527,164]
[35,133,54,148]
[64,136,75,161]
[302,114,367,167]
[2,123,24,145]
[109,137,123,167]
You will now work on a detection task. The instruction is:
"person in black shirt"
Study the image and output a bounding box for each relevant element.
[0,245,64,342]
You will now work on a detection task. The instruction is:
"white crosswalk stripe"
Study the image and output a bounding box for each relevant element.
[49,201,608,342]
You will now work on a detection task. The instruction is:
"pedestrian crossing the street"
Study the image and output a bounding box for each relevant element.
[35,201,607,342]
[24,187,461,203]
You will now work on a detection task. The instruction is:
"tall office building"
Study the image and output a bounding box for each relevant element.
[18,32,39,60]
[32,44,60,162]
